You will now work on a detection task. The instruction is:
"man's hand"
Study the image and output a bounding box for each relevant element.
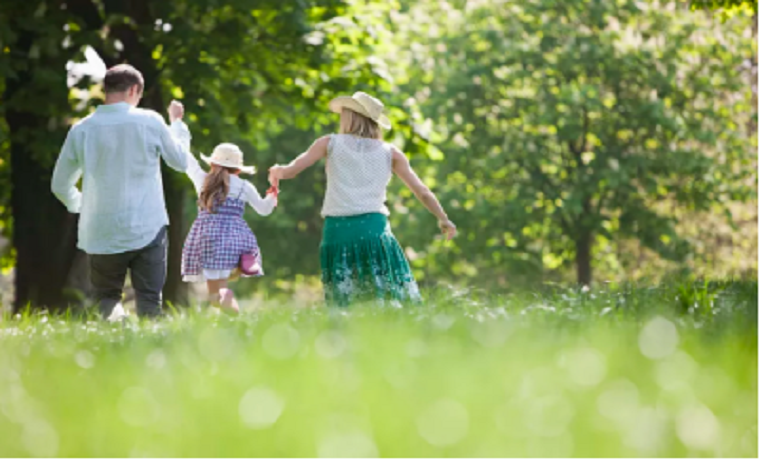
[168,100,184,123]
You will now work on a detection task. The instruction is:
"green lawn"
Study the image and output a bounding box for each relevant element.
[0,280,756,457]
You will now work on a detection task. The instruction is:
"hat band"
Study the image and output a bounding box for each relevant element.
[212,159,242,167]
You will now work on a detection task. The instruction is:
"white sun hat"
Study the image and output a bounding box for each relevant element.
[201,143,255,175]
[328,91,392,129]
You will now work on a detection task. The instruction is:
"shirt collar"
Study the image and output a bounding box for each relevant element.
[96,102,132,113]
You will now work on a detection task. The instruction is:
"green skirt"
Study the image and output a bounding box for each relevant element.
[320,213,421,307]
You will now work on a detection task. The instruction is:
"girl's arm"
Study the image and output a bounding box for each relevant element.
[243,181,277,216]
[184,150,206,193]
[268,136,330,185]
[391,147,457,240]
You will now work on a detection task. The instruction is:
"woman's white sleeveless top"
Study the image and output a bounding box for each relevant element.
[321,134,393,217]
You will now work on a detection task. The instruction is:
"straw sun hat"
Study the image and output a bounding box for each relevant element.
[328,91,391,129]
[201,143,255,175]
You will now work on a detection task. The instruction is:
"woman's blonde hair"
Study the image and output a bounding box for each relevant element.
[199,164,240,212]
[339,108,382,139]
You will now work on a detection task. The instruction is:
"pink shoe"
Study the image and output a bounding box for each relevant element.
[218,288,240,315]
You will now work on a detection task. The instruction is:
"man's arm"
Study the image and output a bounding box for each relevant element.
[155,100,190,172]
[51,128,83,213]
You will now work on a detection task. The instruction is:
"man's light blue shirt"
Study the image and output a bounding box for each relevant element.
[51,102,191,255]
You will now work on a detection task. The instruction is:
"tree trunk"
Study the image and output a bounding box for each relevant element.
[162,173,189,307]
[9,132,81,313]
[750,12,757,136]
[575,229,593,286]
[6,27,82,313]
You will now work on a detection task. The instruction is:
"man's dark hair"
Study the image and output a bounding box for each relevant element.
[103,64,144,94]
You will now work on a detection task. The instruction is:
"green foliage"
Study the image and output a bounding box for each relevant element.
[385,0,756,285]
[0,0,756,301]
[0,0,425,302]
[0,1,77,166]
[0,95,9,271]
[0,281,756,456]
[691,0,758,13]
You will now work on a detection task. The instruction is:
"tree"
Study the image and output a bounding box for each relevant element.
[0,0,96,312]
[0,0,405,310]
[388,0,755,285]
[691,0,758,12]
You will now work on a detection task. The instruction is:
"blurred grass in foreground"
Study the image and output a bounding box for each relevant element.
[0,279,756,457]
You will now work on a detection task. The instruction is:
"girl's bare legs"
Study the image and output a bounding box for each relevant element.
[219,287,240,314]
[206,279,227,307]
[206,279,239,314]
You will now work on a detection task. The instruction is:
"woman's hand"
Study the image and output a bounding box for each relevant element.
[268,165,284,188]
[438,219,457,240]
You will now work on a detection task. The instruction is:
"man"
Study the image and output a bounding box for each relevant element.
[51,64,191,319]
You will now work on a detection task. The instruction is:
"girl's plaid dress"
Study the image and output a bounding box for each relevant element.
[181,188,263,279]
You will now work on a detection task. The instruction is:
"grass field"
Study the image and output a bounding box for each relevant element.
[0,280,756,457]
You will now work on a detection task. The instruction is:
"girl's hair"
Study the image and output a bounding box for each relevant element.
[339,108,382,140]
[199,164,240,212]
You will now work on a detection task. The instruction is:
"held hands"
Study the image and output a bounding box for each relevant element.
[168,100,184,123]
[268,165,285,188]
[266,185,279,207]
[266,166,282,208]
[438,218,457,241]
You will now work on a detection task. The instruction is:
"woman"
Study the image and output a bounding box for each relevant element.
[269,92,456,306]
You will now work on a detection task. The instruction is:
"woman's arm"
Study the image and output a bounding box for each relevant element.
[392,147,457,240]
[268,136,330,186]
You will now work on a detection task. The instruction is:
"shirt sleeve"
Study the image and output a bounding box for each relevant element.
[184,151,206,193]
[155,117,190,172]
[243,181,276,216]
[174,123,207,192]
[51,128,83,213]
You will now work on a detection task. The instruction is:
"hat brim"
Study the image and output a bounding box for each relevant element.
[329,96,391,130]
[201,154,256,175]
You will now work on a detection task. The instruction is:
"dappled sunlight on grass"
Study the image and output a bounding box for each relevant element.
[0,281,756,457]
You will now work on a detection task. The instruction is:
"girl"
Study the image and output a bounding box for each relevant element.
[181,142,277,314]
[268,91,456,306]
